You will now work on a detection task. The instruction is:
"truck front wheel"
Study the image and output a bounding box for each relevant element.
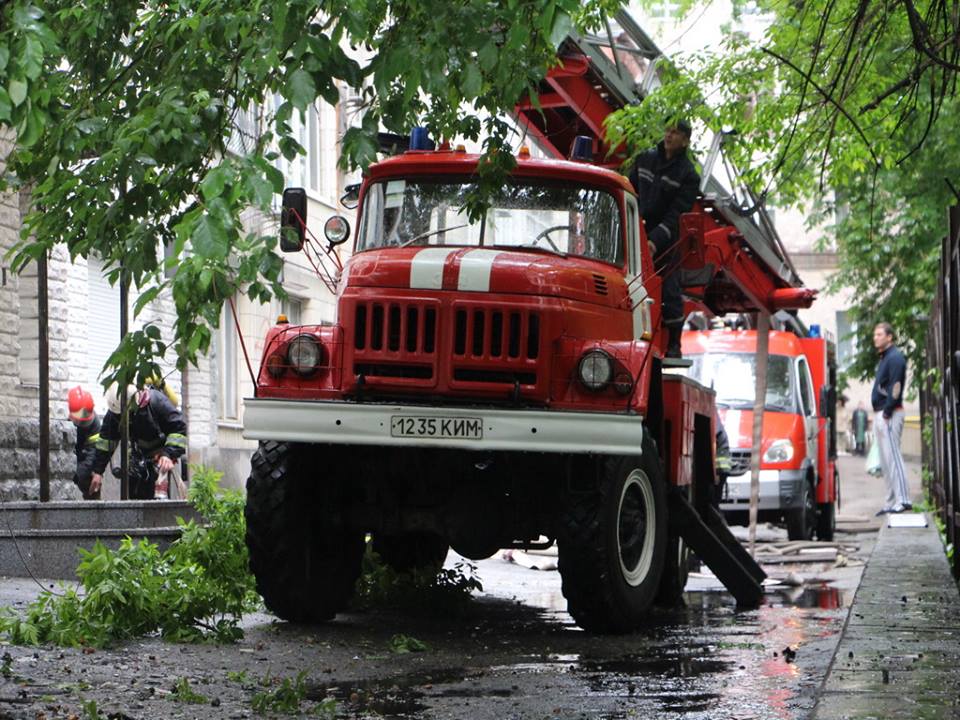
[786,476,817,541]
[245,441,365,623]
[558,439,667,633]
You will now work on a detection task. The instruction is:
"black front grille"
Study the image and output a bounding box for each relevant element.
[355,363,433,380]
[454,308,540,360]
[729,450,751,476]
[354,302,437,354]
[453,369,537,385]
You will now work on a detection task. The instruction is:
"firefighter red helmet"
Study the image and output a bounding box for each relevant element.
[67,385,95,424]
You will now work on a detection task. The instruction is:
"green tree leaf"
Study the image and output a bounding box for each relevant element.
[192,215,229,261]
[285,69,315,112]
[8,79,27,106]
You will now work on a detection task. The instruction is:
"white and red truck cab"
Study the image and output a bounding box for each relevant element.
[682,327,839,540]
[237,12,818,634]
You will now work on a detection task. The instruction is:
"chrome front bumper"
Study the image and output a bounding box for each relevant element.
[243,398,645,455]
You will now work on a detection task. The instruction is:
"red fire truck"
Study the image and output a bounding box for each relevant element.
[682,324,839,541]
[240,13,817,632]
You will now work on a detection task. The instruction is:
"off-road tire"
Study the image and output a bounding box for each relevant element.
[816,501,836,541]
[372,532,449,574]
[558,436,668,633]
[656,532,690,607]
[655,481,690,607]
[786,477,817,541]
[245,441,365,622]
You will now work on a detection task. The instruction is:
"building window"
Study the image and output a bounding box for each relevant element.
[227,103,261,158]
[273,97,326,198]
[219,302,239,420]
[836,310,858,369]
[17,260,39,386]
[649,0,680,19]
[281,296,303,325]
[86,257,122,390]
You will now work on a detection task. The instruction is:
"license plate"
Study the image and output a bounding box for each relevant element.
[390,415,483,440]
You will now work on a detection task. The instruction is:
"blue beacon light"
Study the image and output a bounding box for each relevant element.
[410,127,435,151]
[570,135,594,162]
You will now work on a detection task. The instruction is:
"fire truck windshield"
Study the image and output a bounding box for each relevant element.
[357,177,623,264]
[687,352,798,413]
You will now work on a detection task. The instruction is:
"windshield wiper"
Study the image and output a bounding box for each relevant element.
[398,223,471,248]
[765,403,792,412]
[717,398,755,408]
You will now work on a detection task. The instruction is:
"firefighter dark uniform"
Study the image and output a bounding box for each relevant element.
[92,387,188,500]
[629,133,700,357]
[68,385,102,500]
[72,413,102,500]
[715,413,732,506]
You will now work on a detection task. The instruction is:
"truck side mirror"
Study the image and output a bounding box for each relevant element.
[280,188,307,252]
[340,183,360,209]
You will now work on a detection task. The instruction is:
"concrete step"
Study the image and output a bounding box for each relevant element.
[0,501,203,580]
[0,500,199,531]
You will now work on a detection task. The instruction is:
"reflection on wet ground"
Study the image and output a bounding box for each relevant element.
[303,569,857,720]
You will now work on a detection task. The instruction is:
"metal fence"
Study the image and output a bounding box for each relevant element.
[923,204,960,577]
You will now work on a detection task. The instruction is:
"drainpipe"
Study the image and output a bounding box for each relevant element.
[38,251,49,502]
[120,270,129,500]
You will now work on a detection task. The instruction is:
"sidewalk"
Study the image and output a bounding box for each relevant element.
[812,513,960,719]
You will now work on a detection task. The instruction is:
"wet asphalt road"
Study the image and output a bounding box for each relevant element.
[0,537,869,720]
[0,454,897,720]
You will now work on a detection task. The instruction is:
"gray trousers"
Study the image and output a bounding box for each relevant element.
[874,410,910,509]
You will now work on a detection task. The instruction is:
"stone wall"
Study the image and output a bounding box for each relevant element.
[0,135,80,499]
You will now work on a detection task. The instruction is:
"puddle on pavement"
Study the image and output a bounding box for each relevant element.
[768,583,850,609]
[309,666,472,718]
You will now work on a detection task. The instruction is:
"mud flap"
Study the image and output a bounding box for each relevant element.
[667,487,765,607]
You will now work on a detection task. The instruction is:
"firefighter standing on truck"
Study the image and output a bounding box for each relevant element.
[90,384,187,500]
[67,386,102,500]
[629,120,700,359]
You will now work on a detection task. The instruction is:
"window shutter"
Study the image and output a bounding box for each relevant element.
[86,258,122,391]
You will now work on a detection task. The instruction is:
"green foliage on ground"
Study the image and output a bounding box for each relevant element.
[0,467,484,648]
[0,466,258,647]
[389,633,428,654]
[250,671,307,715]
[0,0,620,389]
[353,543,482,615]
[171,677,209,704]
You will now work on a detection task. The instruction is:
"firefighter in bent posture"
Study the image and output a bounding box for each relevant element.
[67,386,102,500]
[90,384,187,499]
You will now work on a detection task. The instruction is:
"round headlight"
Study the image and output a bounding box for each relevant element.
[578,350,613,391]
[762,438,794,463]
[287,335,322,377]
[324,215,351,246]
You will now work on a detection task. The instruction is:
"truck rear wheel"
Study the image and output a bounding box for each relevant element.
[656,533,690,607]
[245,441,365,623]
[372,532,449,574]
[786,477,817,541]
[558,438,667,633]
[656,483,691,607]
